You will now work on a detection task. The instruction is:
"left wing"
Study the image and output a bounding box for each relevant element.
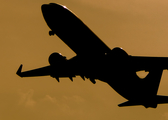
[16,64,51,77]
[16,55,97,83]
[16,64,76,82]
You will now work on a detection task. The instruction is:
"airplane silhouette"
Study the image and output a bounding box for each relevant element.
[16,3,168,108]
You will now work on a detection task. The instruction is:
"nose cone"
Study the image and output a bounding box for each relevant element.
[41,3,64,12]
[41,3,69,31]
[41,3,68,18]
[41,3,63,20]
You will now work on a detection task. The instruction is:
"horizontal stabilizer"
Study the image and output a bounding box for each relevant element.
[118,101,141,107]
[118,95,168,108]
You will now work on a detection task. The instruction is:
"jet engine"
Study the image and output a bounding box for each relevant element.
[109,47,128,57]
[106,47,129,61]
[105,47,129,70]
[48,52,67,66]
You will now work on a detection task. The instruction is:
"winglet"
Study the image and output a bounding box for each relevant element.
[16,64,23,77]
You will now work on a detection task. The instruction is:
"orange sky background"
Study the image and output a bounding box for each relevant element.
[1,0,168,120]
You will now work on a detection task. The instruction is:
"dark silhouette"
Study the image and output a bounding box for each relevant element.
[16,3,168,108]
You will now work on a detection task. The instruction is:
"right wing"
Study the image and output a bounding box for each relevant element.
[130,56,168,71]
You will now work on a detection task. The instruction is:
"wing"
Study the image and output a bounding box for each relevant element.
[17,55,98,83]
[41,3,111,56]
[17,64,51,77]
[16,64,76,82]
[130,56,168,71]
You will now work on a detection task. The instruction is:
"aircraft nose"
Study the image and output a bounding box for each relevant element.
[41,3,66,13]
[41,3,67,21]
[41,4,51,13]
[41,3,70,30]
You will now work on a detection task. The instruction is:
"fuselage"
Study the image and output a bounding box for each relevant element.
[41,3,147,100]
[41,3,162,108]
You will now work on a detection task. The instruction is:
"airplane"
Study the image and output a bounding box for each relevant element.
[16,3,168,108]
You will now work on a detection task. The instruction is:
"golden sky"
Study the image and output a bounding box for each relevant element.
[1,0,168,120]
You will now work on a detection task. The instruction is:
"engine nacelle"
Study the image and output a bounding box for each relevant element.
[48,52,67,66]
[106,47,128,60]
[105,47,129,70]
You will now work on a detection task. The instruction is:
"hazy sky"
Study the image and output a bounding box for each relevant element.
[1,0,168,120]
